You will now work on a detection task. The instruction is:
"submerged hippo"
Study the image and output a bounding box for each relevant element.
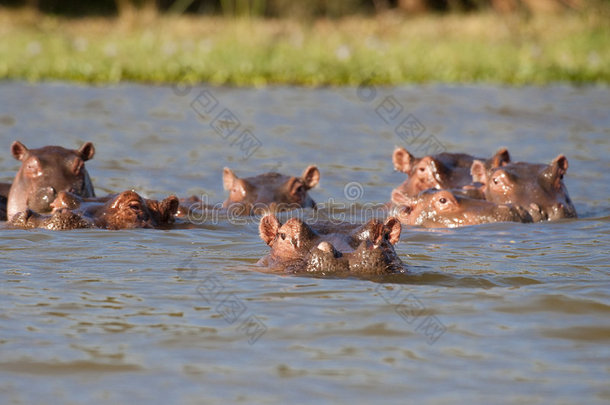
[11,190,179,230]
[92,191,179,229]
[258,214,406,276]
[391,188,532,228]
[6,141,96,221]
[223,165,320,215]
[10,208,93,230]
[177,165,321,219]
[470,155,577,221]
[391,147,510,199]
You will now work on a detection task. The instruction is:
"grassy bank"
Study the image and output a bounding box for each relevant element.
[0,8,609,85]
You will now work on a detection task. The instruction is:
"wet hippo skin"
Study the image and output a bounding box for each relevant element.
[6,141,96,221]
[471,154,577,221]
[223,165,320,215]
[392,188,533,228]
[177,165,321,218]
[10,190,179,230]
[391,147,510,200]
[258,214,406,276]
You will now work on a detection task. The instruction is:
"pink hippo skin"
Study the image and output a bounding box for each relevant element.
[258,215,405,276]
[6,141,96,221]
[391,147,511,200]
[222,165,320,215]
[470,155,577,221]
[11,190,179,230]
[391,188,532,228]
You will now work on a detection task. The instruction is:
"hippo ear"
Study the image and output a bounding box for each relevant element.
[287,177,303,197]
[392,147,414,174]
[470,160,488,184]
[490,148,510,168]
[259,214,280,246]
[545,154,568,190]
[145,195,179,224]
[10,141,29,161]
[391,189,414,207]
[383,217,402,245]
[78,142,95,161]
[301,165,320,189]
[161,195,180,218]
[223,167,238,191]
[552,154,568,174]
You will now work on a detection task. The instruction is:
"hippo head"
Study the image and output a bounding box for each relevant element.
[7,141,96,220]
[392,188,532,228]
[223,166,320,215]
[96,191,180,230]
[392,147,510,198]
[471,155,577,221]
[308,217,405,275]
[259,215,319,271]
[348,216,402,248]
[259,214,405,275]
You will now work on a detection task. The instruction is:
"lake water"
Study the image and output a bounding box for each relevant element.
[0,82,608,404]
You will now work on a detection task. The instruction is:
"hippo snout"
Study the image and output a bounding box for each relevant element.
[316,241,343,258]
[547,202,577,221]
[28,186,57,213]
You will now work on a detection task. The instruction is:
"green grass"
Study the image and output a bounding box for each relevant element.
[0,8,609,85]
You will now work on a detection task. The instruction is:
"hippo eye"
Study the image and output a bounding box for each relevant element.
[439,197,447,204]
[419,167,425,172]
[279,232,286,240]
[493,178,499,185]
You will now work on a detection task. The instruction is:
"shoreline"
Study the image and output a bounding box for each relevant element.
[1,9,608,85]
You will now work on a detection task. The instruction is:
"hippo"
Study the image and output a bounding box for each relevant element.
[10,208,93,230]
[307,234,405,276]
[91,191,179,230]
[470,155,577,221]
[223,165,320,215]
[391,147,511,200]
[258,214,406,276]
[391,188,532,228]
[11,190,179,230]
[177,166,321,219]
[6,141,96,221]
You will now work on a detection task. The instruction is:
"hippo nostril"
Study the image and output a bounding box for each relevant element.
[318,242,343,258]
[317,242,333,253]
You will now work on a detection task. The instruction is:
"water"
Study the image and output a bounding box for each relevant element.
[0,82,609,404]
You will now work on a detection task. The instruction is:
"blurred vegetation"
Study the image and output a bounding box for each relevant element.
[0,1,608,85]
[0,0,599,17]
